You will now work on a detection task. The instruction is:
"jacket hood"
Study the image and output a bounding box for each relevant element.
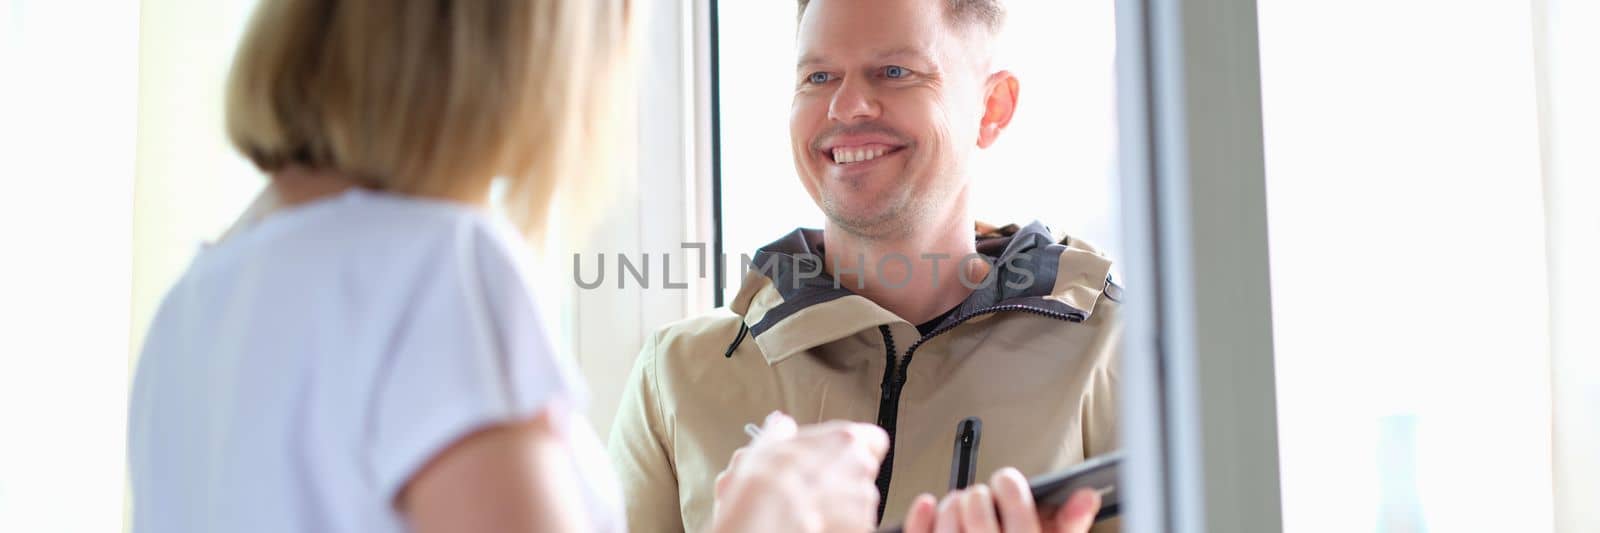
[727,221,1120,364]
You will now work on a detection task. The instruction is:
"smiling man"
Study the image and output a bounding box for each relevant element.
[608,0,1123,531]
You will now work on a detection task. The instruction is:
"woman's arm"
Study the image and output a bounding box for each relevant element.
[400,409,592,533]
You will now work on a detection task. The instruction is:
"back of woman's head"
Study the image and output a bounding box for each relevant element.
[225,0,632,239]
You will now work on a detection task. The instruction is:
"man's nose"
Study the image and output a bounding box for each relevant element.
[827,76,880,123]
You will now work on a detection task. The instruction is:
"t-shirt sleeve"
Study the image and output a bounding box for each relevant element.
[366,218,586,503]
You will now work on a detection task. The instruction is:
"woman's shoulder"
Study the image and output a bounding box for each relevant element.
[334,191,539,295]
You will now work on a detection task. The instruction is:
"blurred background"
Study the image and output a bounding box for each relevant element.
[0,0,1594,532]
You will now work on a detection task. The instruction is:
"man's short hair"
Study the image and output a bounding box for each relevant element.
[796,0,1005,35]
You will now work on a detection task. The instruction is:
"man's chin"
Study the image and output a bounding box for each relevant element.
[820,201,913,240]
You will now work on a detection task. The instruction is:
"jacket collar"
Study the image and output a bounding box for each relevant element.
[728,222,1117,364]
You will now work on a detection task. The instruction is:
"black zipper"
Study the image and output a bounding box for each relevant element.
[870,304,1085,522]
[873,325,900,521]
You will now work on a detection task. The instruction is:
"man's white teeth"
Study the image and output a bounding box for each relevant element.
[832,147,889,164]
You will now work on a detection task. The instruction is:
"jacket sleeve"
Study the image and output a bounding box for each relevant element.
[607,330,684,533]
[1082,308,1122,533]
[1080,338,1120,458]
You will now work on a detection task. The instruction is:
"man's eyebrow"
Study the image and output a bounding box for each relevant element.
[797,53,826,70]
[796,47,938,70]
[872,46,936,64]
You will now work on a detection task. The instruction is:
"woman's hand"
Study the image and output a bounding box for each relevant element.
[710,412,890,533]
[900,468,1102,533]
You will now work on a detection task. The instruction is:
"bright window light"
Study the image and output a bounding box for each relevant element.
[1259,1,1555,531]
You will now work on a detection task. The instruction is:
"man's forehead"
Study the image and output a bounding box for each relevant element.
[795,0,957,65]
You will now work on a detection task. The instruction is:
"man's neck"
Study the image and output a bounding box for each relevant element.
[822,215,988,326]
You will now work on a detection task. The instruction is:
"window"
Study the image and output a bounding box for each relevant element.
[1259,2,1555,530]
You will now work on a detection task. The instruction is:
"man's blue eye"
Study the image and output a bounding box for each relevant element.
[808,72,831,84]
[885,66,908,79]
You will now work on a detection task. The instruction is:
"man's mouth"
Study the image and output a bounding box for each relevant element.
[826,143,906,166]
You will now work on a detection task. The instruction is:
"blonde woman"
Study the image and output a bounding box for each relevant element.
[126,1,889,532]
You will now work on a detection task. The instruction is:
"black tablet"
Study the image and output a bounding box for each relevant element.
[876,452,1121,532]
[1026,451,1120,520]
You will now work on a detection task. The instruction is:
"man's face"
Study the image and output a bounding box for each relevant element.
[791,0,994,239]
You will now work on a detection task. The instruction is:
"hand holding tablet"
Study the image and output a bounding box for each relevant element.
[880,453,1122,533]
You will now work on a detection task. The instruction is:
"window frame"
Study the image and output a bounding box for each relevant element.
[1115,0,1284,531]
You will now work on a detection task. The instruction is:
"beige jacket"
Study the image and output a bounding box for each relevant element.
[607,223,1123,532]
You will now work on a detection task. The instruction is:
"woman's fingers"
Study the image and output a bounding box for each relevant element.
[843,422,890,459]
[713,446,749,498]
[784,420,888,480]
[791,420,888,456]
[758,411,798,440]
[715,416,891,533]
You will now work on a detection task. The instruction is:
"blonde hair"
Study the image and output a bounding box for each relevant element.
[225,0,633,240]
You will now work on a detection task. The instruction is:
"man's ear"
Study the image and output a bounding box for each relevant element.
[976,70,1019,149]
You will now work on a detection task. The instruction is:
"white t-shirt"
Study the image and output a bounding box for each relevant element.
[128,188,622,533]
